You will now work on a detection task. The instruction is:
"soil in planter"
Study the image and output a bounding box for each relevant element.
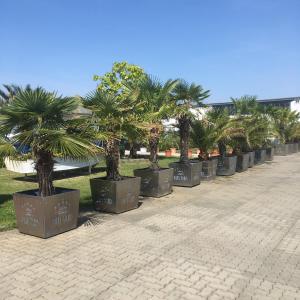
[90,176,141,213]
[133,168,173,197]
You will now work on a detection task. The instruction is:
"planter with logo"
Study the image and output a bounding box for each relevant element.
[90,176,141,213]
[274,144,289,156]
[133,168,173,197]
[265,148,274,161]
[169,161,202,187]
[254,149,266,165]
[236,153,250,172]
[14,188,79,239]
[216,155,237,176]
[200,159,218,181]
[248,151,255,168]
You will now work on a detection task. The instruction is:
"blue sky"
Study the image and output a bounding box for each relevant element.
[1,0,300,103]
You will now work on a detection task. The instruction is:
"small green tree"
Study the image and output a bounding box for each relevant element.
[85,90,143,180]
[89,62,145,179]
[172,80,210,163]
[130,75,178,169]
[0,88,100,196]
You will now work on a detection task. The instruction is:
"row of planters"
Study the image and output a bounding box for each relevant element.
[1,63,300,238]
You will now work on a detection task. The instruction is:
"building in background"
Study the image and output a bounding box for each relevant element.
[209,97,300,115]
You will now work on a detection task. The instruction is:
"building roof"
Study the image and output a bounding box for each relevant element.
[208,96,300,107]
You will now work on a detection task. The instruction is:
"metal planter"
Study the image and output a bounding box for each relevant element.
[248,151,255,168]
[169,161,202,187]
[133,168,173,197]
[254,149,266,165]
[292,143,298,153]
[216,156,237,176]
[274,144,289,156]
[200,159,217,181]
[236,153,250,172]
[13,188,79,239]
[90,176,141,213]
[265,148,274,161]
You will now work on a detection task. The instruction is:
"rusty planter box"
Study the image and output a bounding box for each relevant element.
[254,149,266,165]
[265,148,274,161]
[13,188,79,239]
[200,159,217,181]
[216,156,237,176]
[169,161,202,187]
[236,153,250,172]
[133,167,173,197]
[274,144,289,156]
[248,151,255,168]
[90,176,141,213]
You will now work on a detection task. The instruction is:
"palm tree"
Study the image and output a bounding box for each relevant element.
[206,108,244,160]
[231,95,258,115]
[173,80,210,163]
[191,120,216,160]
[85,90,142,180]
[268,107,300,143]
[0,84,32,106]
[132,75,178,169]
[0,88,100,196]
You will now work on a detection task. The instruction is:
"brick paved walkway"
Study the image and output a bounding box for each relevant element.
[1,155,300,300]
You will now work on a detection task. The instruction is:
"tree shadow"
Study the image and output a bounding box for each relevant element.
[0,194,12,205]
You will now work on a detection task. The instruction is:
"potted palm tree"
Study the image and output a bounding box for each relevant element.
[85,91,142,213]
[206,108,242,176]
[191,120,218,180]
[231,96,269,168]
[169,80,210,186]
[270,108,300,156]
[0,88,100,238]
[131,76,178,197]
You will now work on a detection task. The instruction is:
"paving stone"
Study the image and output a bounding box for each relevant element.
[0,155,300,299]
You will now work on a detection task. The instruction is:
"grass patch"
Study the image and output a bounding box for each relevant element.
[0,157,177,231]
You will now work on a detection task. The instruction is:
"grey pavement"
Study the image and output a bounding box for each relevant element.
[0,154,300,300]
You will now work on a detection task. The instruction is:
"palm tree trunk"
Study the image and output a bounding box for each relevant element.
[149,127,159,170]
[35,150,54,197]
[218,142,226,164]
[129,142,139,159]
[179,116,190,163]
[106,139,121,181]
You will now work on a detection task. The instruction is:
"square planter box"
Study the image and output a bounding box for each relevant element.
[169,161,202,187]
[254,149,266,165]
[90,176,141,213]
[274,144,289,156]
[286,143,294,154]
[217,156,237,176]
[201,159,217,181]
[133,168,173,197]
[13,188,79,239]
[265,148,274,161]
[248,151,255,168]
[292,143,298,153]
[236,153,250,172]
